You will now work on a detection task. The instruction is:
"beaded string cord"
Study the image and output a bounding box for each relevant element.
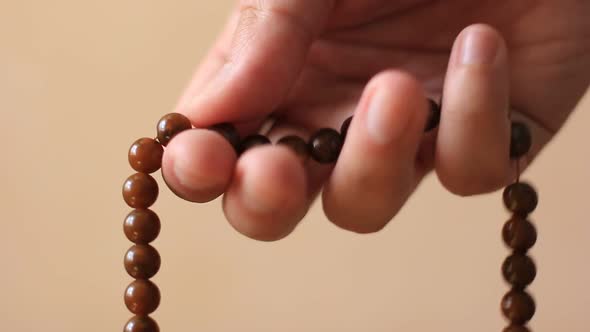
[121,99,536,332]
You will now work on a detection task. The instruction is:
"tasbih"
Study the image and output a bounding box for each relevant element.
[121,99,537,332]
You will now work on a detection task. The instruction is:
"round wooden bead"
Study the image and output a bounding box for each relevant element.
[503,216,537,252]
[128,138,164,174]
[210,123,241,153]
[277,135,309,160]
[124,280,161,315]
[309,128,343,163]
[123,173,159,208]
[510,121,532,158]
[241,134,271,153]
[425,98,441,132]
[503,326,530,332]
[124,316,160,332]
[340,116,353,140]
[124,209,161,244]
[156,113,192,146]
[501,290,536,324]
[503,182,538,215]
[124,244,161,279]
[502,254,536,289]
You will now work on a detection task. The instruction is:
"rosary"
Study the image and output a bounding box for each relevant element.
[121,100,537,332]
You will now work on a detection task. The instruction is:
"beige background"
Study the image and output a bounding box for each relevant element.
[1,1,588,331]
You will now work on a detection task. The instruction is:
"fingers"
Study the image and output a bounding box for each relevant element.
[436,24,512,196]
[322,71,429,233]
[222,145,309,241]
[165,0,334,207]
[182,0,335,126]
[162,129,237,203]
[175,8,241,111]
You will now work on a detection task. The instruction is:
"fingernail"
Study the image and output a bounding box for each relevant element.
[460,27,499,65]
[366,89,407,145]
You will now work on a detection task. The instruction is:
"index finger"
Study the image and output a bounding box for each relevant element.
[181,0,335,126]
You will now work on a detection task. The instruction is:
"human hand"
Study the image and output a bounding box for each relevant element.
[161,0,590,241]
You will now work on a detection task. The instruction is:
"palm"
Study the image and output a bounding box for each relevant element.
[283,0,589,136]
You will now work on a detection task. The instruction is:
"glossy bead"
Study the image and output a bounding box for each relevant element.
[503,326,530,332]
[210,123,241,153]
[503,182,538,215]
[340,116,353,140]
[124,316,160,332]
[425,98,441,132]
[123,173,159,208]
[240,134,271,153]
[128,138,164,174]
[124,209,161,244]
[124,280,161,315]
[156,113,192,146]
[501,290,536,324]
[124,245,161,279]
[309,128,343,163]
[503,217,537,252]
[502,254,536,289]
[510,121,532,158]
[277,135,309,160]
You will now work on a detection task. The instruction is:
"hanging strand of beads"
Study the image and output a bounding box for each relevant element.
[501,121,537,332]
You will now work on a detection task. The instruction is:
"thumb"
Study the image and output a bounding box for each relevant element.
[182,0,335,126]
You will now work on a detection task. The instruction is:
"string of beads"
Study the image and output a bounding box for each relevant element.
[121,99,534,332]
[501,122,537,332]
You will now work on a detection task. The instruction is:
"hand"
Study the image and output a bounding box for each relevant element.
[162,0,590,241]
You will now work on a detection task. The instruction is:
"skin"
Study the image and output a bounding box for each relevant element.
[161,0,590,241]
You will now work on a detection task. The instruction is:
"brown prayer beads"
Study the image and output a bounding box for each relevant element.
[129,138,164,174]
[210,122,241,153]
[125,279,161,315]
[309,128,343,163]
[124,245,161,279]
[124,316,160,332]
[156,113,192,146]
[500,121,537,331]
[123,173,159,208]
[277,135,310,160]
[122,108,545,332]
[425,98,441,132]
[241,134,271,153]
[124,209,161,244]
[123,113,191,331]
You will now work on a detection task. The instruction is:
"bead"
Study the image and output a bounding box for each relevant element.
[123,173,159,208]
[128,138,164,174]
[156,113,192,146]
[309,128,343,163]
[503,182,538,215]
[425,98,441,132]
[503,326,531,332]
[210,123,241,153]
[502,254,536,289]
[124,209,161,244]
[277,135,309,160]
[510,121,532,158]
[124,279,161,315]
[124,316,160,332]
[501,290,535,324]
[124,244,161,279]
[503,216,537,252]
[340,116,353,140]
[240,134,271,153]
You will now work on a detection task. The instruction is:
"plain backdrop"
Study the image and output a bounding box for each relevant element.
[1,1,588,331]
